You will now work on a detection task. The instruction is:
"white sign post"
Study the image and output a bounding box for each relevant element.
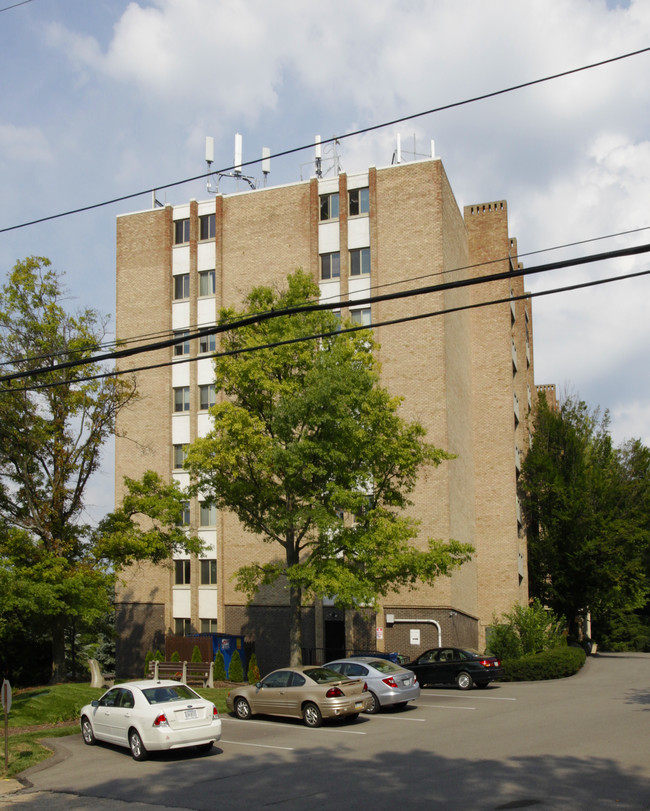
[1,679,11,772]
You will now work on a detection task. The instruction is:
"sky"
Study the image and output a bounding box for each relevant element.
[1,0,649,522]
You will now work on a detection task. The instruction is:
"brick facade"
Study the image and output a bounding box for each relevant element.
[114,158,535,677]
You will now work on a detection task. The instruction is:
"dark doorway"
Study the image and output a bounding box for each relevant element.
[324,615,346,662]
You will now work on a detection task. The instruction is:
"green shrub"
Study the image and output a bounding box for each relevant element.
[488,600,565,659]
[213,651,226,682]
[500,646,586,681]
[154,649,164,661]
[247,653,261,684]
[191,645,202,663]
[143,650,155,677]
[228,650,244,682]
[170,651,181,662]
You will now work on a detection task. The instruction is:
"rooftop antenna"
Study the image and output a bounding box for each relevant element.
[262,146,271,186]
[315,135,323,178]
[204,133,259,193]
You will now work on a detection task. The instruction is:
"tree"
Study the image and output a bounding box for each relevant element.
[186,270,473,665]
[488,600,565,660]
[0,257,200,683]
[520,393,650,639]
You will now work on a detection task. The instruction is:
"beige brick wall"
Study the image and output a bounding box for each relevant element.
[114,159,535,667]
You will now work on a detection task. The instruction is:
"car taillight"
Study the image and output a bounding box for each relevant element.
[213,706,219,718]
[479,659,500,667]
[153,713,168,727]
[382,677,398,688]
[363,682,368,692]
[326,686,344,698]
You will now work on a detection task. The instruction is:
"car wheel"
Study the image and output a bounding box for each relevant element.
[456,671,473,690]
[129,729,148,761]
[80,717,96,746]
[302,702,323,728]
[234,697,252,720]
[196,742,214,753]
[365,691,381,714]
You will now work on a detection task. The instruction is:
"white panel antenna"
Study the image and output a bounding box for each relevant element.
[234,133,243,175]
[205,136,214,165]
[262,146,271,179]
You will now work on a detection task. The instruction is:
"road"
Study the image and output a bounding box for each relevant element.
[1,652,649,810]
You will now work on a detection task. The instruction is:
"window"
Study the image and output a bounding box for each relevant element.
[319,192,339,221]
[201,618,218,633]
[174,618,192,636]
[199,213,215,240]
[176,501,190,527]
[174,559,190,584]
[350,247,371,276]
[200,559,217,585]
[350,308,371,326]
[173,330,190,357]
[173,444,188,469]
[173,274,190,300]
[173,386,190,412]
[199,384,216,411]
[199,270,216,297]
[199,332,216,354]
[349,187,369,216]
[174,218,190,245]
[320,252,340,280]
[199,502,217,527]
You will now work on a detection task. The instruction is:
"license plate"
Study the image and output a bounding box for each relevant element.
[355,701,363,709]
[403,678,412,686]
[184,709,198,720]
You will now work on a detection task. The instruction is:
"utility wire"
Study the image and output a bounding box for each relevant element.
[1,45,649,236]
[0,0,33,12]
[4,266,649,394]
[2,240,650,386]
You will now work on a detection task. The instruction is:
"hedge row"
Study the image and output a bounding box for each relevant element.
[500,646,587,681]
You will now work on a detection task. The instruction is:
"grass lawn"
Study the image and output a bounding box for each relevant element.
[1,682,232,779]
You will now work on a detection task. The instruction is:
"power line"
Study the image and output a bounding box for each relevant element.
[2,240,649,386]
[0,0,33,12]
[1,45,649,236]
[4,265,648,394]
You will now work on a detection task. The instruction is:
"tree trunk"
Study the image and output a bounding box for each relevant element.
[288,581,303,666]
[50,618,67,684]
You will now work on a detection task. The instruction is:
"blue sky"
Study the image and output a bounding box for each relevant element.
[1,0,649,521]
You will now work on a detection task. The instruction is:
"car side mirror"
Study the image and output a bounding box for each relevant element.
[91,700,99,707]
[256,682,262,689]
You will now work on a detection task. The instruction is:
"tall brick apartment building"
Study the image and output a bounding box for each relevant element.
[114,156,536,676]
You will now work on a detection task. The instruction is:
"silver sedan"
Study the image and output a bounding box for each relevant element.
[323,656,420,713]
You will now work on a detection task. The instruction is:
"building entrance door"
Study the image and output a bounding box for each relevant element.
[324,614,345,662]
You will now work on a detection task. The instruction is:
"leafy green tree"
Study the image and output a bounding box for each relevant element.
[520,394,650,639]
[186,270,473,665]
[0,257,200,684]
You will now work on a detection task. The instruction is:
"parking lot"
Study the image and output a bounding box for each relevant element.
[3,653,650,810]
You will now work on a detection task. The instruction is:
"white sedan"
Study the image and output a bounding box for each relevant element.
[80,679,222,761]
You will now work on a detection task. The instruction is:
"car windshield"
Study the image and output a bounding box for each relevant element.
[142,684,201,704]
[304,667,342,684]
[368,660,402,674]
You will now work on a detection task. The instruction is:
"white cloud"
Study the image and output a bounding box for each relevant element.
[0,123,52,163]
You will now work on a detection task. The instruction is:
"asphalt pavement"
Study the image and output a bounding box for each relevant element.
[1,652,649,810]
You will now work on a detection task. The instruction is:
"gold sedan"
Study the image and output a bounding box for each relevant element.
[226,666,371,727]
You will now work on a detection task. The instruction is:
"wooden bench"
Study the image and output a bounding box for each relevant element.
[147,660,214,689]
[88,658,115,689]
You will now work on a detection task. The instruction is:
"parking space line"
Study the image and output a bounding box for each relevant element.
[221,739,294,751]
[418,694,517,702]
[221,718,367,734]
[419,705,476,710]
[373,715,427,722]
